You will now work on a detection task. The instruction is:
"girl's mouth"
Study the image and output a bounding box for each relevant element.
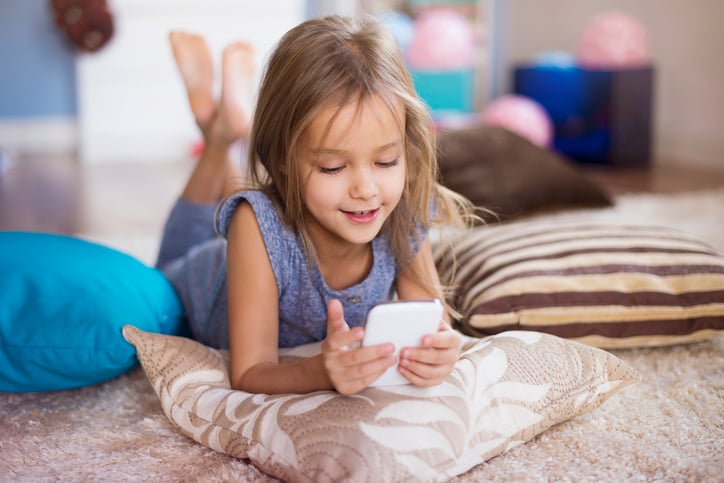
[342,208,380,224]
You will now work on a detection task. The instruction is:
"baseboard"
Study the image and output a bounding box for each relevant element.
[656,153,724,174]
[0,117,77,156]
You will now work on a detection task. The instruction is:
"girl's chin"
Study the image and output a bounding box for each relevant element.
[340,223,385,246]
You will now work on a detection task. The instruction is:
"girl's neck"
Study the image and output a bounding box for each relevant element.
[313,239,374,291]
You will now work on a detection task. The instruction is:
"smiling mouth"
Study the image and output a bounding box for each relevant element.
[342,208,380,223]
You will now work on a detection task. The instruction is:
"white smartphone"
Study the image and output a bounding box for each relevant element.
[362,299,444,386]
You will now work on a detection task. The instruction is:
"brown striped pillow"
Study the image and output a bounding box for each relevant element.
[434,219,724,348]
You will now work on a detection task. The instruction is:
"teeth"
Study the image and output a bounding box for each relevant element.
[344,209,377,216]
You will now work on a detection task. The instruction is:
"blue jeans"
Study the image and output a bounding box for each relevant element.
[156,199,230,348]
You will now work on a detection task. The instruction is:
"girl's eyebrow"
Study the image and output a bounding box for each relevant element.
[310,140,402,156]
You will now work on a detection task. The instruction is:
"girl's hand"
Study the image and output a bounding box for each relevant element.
[397,321,462,387]
[321,299,396,395]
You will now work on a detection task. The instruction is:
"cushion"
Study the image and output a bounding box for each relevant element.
[122,325,638,481]
[434,219,724,348]
[436,125,613,221]
[0,232,186,392]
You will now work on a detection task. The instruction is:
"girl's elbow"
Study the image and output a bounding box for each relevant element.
[229,371,246,391]
[231,362,275,393]
[230,366,257,392]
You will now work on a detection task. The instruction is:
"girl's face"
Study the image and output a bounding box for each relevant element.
[297,95,406,252]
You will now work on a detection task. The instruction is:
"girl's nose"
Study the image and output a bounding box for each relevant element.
[350,168,379,200]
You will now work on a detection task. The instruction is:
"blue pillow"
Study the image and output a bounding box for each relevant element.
[0,232,187,392]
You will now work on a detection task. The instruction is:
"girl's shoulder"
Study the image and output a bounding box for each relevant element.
[215,190,288,240]
[216,189,303,294]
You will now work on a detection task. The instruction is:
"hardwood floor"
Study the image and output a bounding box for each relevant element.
[1,152,723,238]
[0,153,191,237]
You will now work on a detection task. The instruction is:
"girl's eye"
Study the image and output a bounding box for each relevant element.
[377,159,400,168]
[319,166,343,174]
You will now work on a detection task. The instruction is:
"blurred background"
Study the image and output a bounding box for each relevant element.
[1,0,722,170]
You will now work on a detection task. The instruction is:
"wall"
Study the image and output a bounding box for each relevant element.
[0,1,76,117]
[0,0,77,153]
[0,0,307,161]
[75,0,305,164]
[494,0,724,170]
[2,0,722,169]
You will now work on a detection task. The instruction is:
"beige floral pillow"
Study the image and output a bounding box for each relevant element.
[122,325,639,481]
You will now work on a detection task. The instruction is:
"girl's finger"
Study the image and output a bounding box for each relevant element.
[334,343,395,367]
[421,329,462,350]
[398,360,449,387]
[343,352,397,380]
[328,351,396,394]
[325,326,364,352]
[400,346,456,366]
[326,298,348,333]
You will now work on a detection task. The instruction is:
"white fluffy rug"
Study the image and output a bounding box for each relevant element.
[2,188,723,481]
[538,187,724,253]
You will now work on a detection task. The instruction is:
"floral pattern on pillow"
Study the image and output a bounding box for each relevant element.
[123,326,638,481]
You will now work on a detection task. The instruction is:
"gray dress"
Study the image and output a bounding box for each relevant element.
[156,191,425,348]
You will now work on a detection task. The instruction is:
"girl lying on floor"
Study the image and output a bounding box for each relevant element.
[159,15,476,395]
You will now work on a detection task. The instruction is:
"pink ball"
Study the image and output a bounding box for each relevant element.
[482,95,554,148]
[577,11,650,69]
[407,9,475,71]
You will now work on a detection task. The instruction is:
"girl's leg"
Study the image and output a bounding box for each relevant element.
[218,40,256,197]
[157,33,255,269]
[169,31,215,128]
[160,37,256,345]
[179,39,256,204]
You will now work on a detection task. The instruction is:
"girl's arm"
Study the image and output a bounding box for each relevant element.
[395,238,448,318]
[395,238,462,387]
[226,203,394,394]
[226,202,330,393]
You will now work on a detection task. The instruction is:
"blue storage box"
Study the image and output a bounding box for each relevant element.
[410,68,475,116]
[514,65,654,166]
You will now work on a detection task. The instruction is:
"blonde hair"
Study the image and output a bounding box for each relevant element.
[248,15,475,290]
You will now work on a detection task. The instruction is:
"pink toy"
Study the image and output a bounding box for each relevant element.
[481,95,554,148]
[406,9,475,71]
[577,10,650,69]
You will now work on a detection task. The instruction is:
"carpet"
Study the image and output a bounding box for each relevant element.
[2,188,723,481]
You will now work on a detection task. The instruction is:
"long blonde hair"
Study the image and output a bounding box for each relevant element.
[248,15,474,275]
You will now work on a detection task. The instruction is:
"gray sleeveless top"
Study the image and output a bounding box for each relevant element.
[216,190,426,348]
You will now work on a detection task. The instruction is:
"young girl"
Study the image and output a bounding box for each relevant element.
[159,16,475,396]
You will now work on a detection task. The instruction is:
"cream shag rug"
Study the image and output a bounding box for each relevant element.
[2,188,723,482]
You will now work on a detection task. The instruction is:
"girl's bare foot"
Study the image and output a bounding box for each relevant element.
[176,38,255,202]
[169,31,215,128]
[218,41,255,143]
[214,41,255,196]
